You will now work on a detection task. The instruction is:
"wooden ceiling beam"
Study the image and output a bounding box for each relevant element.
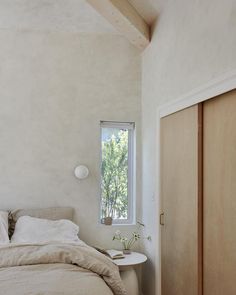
[86,0,150,50]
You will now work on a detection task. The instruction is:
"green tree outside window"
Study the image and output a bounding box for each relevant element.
[101,129,129,220]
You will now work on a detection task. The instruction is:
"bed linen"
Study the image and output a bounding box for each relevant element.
[0,211,9,244]
[9,207,74,237]
[0,242,127,295]
[11,216,80,243]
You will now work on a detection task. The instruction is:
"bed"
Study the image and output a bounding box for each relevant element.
[0,207,128,295]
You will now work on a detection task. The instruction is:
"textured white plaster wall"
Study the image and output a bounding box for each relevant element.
[0,30,142,248]
[141,0,236,294]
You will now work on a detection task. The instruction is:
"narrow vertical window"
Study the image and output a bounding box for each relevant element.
[100,121,135,224]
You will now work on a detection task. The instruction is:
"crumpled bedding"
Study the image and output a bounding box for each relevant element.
[0,242,127,295]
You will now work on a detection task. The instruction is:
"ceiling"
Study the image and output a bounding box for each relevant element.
[0,0,159,33]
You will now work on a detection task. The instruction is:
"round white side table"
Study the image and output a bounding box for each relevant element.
[114,252,147,295]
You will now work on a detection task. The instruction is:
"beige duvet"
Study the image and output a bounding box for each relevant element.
[0,242,127,295]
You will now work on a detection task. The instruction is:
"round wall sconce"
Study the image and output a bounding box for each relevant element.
[74,165,89,180]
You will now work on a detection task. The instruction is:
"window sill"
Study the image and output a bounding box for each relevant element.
[98,222,136,227]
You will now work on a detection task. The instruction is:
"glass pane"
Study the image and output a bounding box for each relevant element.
[101,127,129,220]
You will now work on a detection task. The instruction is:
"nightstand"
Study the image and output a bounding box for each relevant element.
[114,252,147,295]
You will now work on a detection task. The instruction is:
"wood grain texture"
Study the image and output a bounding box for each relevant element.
[203,89,236,295]
[197,104,203,295]
[86,0,150,50]
[160,104,202,295]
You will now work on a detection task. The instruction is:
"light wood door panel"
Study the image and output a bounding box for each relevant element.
[160,104,202,295]
[203,89,236,295]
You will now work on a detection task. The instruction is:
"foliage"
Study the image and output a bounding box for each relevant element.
[113,230,140,250]
[101,129,128,219]
[112,222,151,250]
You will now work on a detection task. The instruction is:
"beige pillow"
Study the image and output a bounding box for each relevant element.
[0,211,9,244]
[9,207,74,237]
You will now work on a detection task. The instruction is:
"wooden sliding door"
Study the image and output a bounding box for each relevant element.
[160,104,203,295]
[203,90,236,295]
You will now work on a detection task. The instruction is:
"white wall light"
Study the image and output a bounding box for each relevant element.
[74,165,89,180]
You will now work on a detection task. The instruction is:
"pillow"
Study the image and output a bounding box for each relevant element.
[9,207,74,237]
[11,215,80,244]
[0,211,9,244]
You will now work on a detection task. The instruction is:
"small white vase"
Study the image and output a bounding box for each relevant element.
[123,249,131,254]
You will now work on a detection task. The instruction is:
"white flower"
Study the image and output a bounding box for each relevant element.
[115,230,121,236]
[121,237,128,243]
[132,232,140,240]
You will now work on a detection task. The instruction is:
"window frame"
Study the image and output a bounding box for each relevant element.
[100,121,135,225]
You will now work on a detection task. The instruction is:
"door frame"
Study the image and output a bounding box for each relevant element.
[155,68,236,295]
